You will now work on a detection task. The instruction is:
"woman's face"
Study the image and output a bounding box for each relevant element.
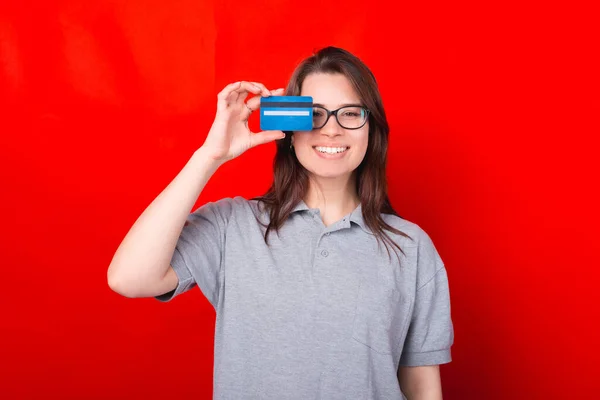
[293,73,369,180]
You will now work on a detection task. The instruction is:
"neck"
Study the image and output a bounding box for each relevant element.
[304,172,361,216]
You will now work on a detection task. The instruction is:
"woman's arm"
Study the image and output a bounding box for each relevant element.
[107,148,223,298]
[107,81,284,298]
[398,365,443,400]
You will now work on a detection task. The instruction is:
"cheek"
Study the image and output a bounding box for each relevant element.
[354,130,370,152]
[350,134,369,165]
[292,132,311,146]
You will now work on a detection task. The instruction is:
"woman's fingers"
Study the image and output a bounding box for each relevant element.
[216,81,242,112]
[244,94,262,113]
[249,130,287,149]
[234,81,272,107]
[244,87,285,115]
[232,81,263,106]
[217,81,264,112]
[249,82,271,98]
[233,81,262,99]
[217,81,285,121]
[242,87,285,121]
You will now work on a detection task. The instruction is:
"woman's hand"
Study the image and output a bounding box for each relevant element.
[199,81,286,164]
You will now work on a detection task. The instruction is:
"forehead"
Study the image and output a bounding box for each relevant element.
[300,73,361,107]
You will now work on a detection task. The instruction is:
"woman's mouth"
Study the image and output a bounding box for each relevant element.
[312,146,349,159]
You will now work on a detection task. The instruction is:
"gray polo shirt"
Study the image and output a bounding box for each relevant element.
[156,196,454,400]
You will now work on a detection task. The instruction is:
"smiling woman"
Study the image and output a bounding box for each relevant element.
[293,72,371,186]
[257,48,413,257]
[107,46,454,400]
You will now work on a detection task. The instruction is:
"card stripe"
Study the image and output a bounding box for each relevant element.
[260,102,313,108]
[263,110,311,116]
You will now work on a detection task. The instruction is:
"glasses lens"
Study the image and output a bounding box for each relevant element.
[312,107,328,128]
[337,106,367,129]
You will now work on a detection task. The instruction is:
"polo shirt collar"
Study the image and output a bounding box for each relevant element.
[291,199,311,213]
[291,200,372,234]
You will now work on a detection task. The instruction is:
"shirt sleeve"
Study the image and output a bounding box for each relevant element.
[154,197,235,309]
[399,229,455,367]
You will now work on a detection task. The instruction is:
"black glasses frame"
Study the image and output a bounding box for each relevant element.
[312,105,371,130]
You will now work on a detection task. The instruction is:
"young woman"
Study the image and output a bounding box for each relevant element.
[108,46,454,400]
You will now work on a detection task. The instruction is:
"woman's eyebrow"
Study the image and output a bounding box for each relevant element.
[313,102,363,108]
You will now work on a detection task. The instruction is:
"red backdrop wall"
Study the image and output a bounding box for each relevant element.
[1,1,598,399]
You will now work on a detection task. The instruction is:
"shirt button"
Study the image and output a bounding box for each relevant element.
[325,232,330,236]
[321,250,329,257]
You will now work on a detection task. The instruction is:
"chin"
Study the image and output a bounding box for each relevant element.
[307,168,353,180]
[296,151,362,179]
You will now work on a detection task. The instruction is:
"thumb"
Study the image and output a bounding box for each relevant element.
[249,130,286,148]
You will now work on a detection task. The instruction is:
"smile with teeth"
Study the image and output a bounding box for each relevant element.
[314,146,349,154]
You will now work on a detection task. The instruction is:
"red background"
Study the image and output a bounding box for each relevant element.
[1,1,598,399]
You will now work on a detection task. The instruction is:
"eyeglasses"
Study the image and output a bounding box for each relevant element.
[312,105,370,130]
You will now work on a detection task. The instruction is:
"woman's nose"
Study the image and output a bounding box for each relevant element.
[319,115,342,135]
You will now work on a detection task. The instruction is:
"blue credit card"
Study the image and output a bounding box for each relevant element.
[260,96,313,131]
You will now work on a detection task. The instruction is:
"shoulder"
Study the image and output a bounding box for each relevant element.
[380,213,426,248]
[381,213,445,287]
[196,196,252,213]
[189,196,257,226]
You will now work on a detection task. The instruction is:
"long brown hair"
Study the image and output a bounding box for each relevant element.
[252,46,413,263]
